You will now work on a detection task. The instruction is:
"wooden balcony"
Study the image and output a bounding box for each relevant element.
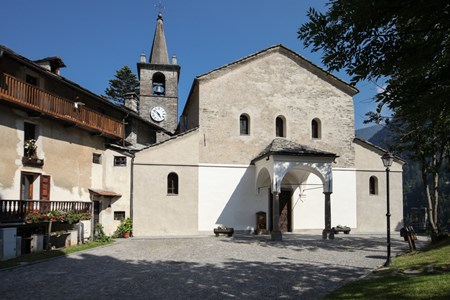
[0,199,91,224]
[0,73,124,139]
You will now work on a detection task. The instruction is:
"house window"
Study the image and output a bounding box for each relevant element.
[20,172,50,201]
[21,172,37,200]
[24,122,37,157]
[114,156,127,167]
[152,72,166,96]
[276,116,285,137]
[167,172,179,195]
[93,153,102,164]
[240,114,249,135]
[114,211,126,221]
[26,75,38,86]
[369,176,378,195]
[312,118,321,139]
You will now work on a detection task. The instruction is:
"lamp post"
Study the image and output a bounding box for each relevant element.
[381,152,394,267]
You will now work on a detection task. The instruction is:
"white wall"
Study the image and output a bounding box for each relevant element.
[198,164,267,232]
[293,168,357,230]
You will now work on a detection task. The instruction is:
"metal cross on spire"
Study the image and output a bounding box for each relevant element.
[155,1,165,13]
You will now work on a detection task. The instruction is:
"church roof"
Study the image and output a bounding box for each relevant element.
[353,138,405,163]
[252,138,337,163]
[195,44,358,96]
[149,13,169,64]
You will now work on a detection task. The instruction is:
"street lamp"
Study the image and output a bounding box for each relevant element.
[381,152,394,267]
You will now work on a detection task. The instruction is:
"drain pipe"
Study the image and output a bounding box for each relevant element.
[129,151,136,221]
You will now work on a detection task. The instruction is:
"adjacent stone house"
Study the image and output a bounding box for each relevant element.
[0,43,166,251]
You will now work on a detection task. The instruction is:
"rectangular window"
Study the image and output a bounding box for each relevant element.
[24,122,37,157]
[114,211,126,221]
[26,75,38,86]
[114,156,127,167]
[93,153,102,164]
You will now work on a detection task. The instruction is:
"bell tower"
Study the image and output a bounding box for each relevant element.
[138,13,180,133]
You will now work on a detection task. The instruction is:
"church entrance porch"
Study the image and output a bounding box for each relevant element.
[253,138,337,241]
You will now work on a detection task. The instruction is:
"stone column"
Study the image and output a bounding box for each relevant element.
[322,192,334,239]
[271,191,282,241]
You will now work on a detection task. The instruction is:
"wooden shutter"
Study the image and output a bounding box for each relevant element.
[40,175,51,200]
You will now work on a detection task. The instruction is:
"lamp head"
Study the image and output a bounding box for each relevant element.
[381,152,394,168]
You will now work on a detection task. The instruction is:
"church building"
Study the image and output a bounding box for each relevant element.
[131,14,404,239]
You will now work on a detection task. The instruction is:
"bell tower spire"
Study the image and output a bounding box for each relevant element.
[138,11,180,137]
[149,13,169,64]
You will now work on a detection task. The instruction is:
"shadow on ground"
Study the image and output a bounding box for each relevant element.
[0,234,429,299]
[0,252,365,299]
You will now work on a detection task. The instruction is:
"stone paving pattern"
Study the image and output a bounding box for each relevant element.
[0,233,428,299]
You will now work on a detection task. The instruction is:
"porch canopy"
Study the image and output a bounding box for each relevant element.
[252,138,337,241]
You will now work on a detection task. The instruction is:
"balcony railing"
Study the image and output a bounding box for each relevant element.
[0,73,124,139]
[0,199,92,224]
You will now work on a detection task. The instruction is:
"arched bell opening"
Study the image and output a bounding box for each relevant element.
[152,72,166,96]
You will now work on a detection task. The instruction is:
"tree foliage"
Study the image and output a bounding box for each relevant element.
[104,65,139,105]
[299,0,450,239]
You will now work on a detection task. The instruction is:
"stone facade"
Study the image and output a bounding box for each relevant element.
[183,46,356,168]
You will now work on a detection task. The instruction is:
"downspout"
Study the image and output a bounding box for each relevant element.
[129,151,135,221]
[0,49,4,88]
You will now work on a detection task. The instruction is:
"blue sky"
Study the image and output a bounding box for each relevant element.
[1,0,381,129]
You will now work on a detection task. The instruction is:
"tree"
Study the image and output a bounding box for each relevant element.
[104,66,140,105]
[298,0,450,240]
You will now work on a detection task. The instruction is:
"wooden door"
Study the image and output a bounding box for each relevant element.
[269,190,292,232]
[20,172,36,213]
[279,191,292,232]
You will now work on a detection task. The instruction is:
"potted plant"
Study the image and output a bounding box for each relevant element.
[22,139,44,167]
[117,217,133,238]
[24,139,37,158]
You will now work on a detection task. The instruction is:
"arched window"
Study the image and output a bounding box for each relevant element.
[312,118,321,139]
[152,72,166,96]
[240,114,250,135]
[276,116,285,137]
[167,172,179,195]
[369,176,378,195]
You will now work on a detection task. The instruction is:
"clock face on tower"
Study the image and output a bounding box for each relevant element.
[150,106,166,122]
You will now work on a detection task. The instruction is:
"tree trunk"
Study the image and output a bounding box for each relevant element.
[421,154,442,242]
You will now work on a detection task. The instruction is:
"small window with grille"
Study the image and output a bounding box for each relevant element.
[93,153,102,164]
[114,156,127,167]
[114,211,125,221]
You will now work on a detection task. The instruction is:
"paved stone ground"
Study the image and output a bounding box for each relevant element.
[0,233,428,300]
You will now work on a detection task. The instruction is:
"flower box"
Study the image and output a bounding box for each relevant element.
[332,226,351,234]
[213,227,234,237]
[22,157,44,167]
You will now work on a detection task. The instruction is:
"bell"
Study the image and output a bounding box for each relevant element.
[153,84,165,95]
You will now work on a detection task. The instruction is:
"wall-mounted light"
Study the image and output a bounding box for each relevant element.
[74,102,85,109]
